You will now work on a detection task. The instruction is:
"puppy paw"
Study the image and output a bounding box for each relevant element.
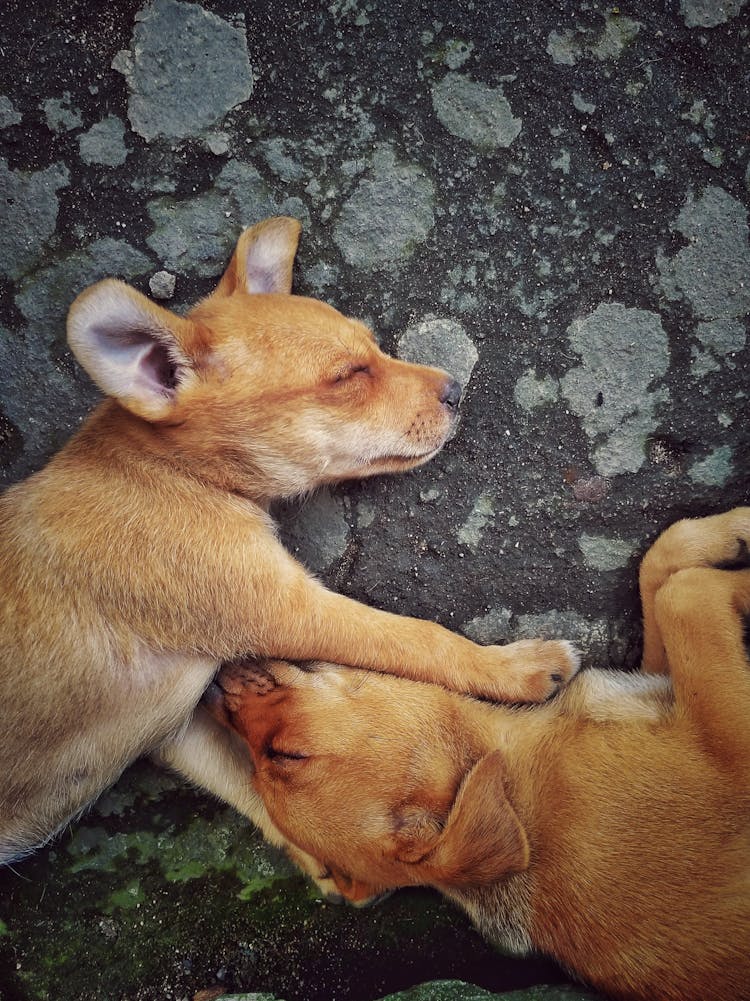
[216,658,278,697]
[643,507,750,588]
[477,639,581,704]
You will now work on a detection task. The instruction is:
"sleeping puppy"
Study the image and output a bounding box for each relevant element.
[205,508,750,1001]
[0,217,577,863]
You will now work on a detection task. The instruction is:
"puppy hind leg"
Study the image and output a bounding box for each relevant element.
[655,566,750,774]
[640,508,750,674]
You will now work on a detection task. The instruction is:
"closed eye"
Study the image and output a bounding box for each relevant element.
[266,745,309,763]
[332,364,370,384]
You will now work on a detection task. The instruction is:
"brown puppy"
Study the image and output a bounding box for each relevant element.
[0,217,577,862]
[208,508,750,1001]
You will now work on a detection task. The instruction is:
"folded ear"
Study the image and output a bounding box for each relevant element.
[421,750,529,887]
[213,216,302,297]
[67,279,201,421]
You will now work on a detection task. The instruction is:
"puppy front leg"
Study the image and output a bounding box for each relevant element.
[121,519,577,703]
[256,574,579,703]
[154,707,273,834]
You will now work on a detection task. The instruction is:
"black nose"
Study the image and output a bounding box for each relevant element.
[440,379,462,410]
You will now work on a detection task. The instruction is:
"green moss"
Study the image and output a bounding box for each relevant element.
[65,809,296,904]
[106,878,145,912]
[0,766,588,1001]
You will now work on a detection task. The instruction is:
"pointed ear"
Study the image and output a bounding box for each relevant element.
[419,750,529,888]
[213,216,302,297]
[67,279,200,421]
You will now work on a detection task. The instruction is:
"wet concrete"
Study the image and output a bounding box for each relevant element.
[0,1,748,999]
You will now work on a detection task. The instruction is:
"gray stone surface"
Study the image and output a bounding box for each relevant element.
[0,95,20,127]
[216,984,595,1001]
[689,445,735,486]
[0,159,69,280]
[3,239,152,480]
[560,303,670,476]
[78,115,128,167]
[656,186,750,321]
[334,144,435,268]
[149,269,176,299]
[546,13,641,65]
[146,160,278,276]
[1,1,748,998]
[462,606,513,644]
[376,983,596,1001]
[113,0,253,141]
[398,317,479,388]
[514,370,560,412]
[278,489,351,575]
[431,73,521,152]
[681,0,747,28]
[691,319,746,377]
[42,92,83,132]
[578,534,636,572]
[515,610,618,670]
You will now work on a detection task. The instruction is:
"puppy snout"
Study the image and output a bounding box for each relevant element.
[440,378,462,411]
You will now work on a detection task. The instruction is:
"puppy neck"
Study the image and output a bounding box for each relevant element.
[67,400,300,507]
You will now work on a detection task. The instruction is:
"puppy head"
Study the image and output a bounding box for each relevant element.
[207,659,529,902]
[67,218,461,499]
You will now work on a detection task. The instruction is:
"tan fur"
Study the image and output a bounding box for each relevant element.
[0,217,578,862]
[210,509,750,1001]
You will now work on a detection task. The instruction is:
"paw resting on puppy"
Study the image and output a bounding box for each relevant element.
[476,639,581,703]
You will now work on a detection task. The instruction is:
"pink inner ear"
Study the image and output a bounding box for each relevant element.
[139,341,178,393]
[91,326,179,399]
[246,262,285,294]
[243,226,295,294]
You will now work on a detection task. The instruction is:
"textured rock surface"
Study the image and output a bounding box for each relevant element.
[78,115,129,167]
[0,1,748,999]
[113,0,253,141]
[0,159,69,279]
[431,74,522,152]
[333,144,436,269]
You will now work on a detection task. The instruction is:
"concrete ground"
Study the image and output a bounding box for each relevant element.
[0,0,747,999]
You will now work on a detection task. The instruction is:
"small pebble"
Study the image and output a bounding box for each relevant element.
[149,270,176,300]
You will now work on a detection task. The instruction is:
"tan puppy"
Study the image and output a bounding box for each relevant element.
[0,217,577,862]
[208,509,750,1001]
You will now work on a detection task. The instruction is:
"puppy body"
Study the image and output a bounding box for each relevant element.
[212,509,750,1001]
[450,669,745,1000]
[0,218,577,861]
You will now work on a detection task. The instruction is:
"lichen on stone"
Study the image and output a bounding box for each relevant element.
[560,303,670,476]
[146,160,302,276]
[0,95,21,128]
[547,14,640,65]
[577,534,635,572]
[112,0,253,142]
[0,159,70,280]
[333,145,435,269]
[688,445,734,486]
[514,370,560,413]
[680,0,748,28]
[78,116,128,167]
[656,186,750,321]
[431,73,521,152]
[397,317,478,388]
